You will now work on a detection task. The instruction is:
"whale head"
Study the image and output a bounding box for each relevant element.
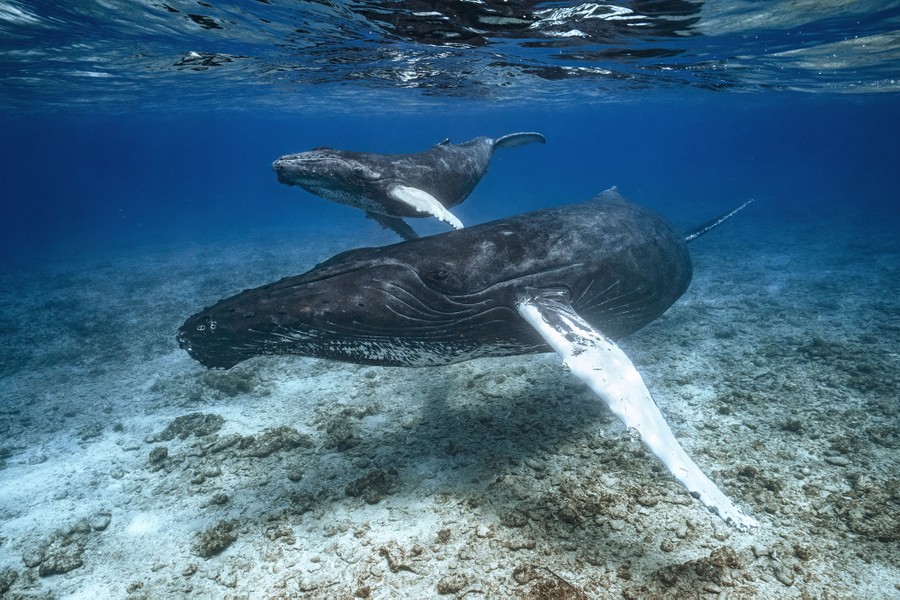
[272,149,388,209]
[175,244,516,370]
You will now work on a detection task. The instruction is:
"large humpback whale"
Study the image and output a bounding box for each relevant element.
[177,188,757,531]
[272,132,545,240]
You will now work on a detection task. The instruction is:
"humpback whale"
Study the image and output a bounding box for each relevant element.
[177,188,758,531]
[272,132,545,240]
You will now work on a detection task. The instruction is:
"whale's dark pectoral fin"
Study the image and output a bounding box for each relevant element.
[364,211,420,241]
[387,185,464,230]
[516,290,760,533]
[493,132,546,150]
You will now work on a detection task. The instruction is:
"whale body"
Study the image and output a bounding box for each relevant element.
[177,188,758,532]
[272,132,546,239]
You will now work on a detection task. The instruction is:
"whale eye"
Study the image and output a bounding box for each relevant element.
[424,266,451,284]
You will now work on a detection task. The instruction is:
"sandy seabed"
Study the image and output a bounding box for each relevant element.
[0,206,898,599]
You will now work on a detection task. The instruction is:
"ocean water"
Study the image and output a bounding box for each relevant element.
[1,1,899,598]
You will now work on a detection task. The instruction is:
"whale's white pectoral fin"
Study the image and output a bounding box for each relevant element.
[388,185,464,230]
[516,290,760,533]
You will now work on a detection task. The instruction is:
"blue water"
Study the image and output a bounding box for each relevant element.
[2,94,898,263]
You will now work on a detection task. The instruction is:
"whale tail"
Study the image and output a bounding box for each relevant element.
[683,199,754,243]
[493,132,546,150]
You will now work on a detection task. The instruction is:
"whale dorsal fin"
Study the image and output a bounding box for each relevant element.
[516,289,759,532]
[387,185,464,230]
[493,132,546,150]
[590,186,624,203]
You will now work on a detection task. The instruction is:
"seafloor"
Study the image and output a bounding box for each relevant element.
[0,201,897,599]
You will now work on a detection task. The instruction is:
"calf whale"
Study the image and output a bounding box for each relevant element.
[272,132,545,239]
[177,188,757,531]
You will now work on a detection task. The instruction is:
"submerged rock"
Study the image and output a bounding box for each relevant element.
[241,426,312,458]
[0,567,18,594]
[147,445,169,472]
[89,511,112,532]
[378,540,424,574]
[524,576,590,600]
[643,546,743,595]
[345,468,401,504]
[436,574,468,595]
[200,370,254,397]
[38,538,84,577]
[151,412,224,442]
[25,513,113,578]
[193,519,239,558]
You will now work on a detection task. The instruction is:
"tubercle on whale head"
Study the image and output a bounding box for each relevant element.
[272,150,382,189]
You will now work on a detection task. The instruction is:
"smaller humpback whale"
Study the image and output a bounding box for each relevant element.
[272,132,546,239]
[177,188,757,531]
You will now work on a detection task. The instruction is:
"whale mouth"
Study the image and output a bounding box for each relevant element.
[176,329,191,352]
[272,157,309,185]
[175,326,247,370]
